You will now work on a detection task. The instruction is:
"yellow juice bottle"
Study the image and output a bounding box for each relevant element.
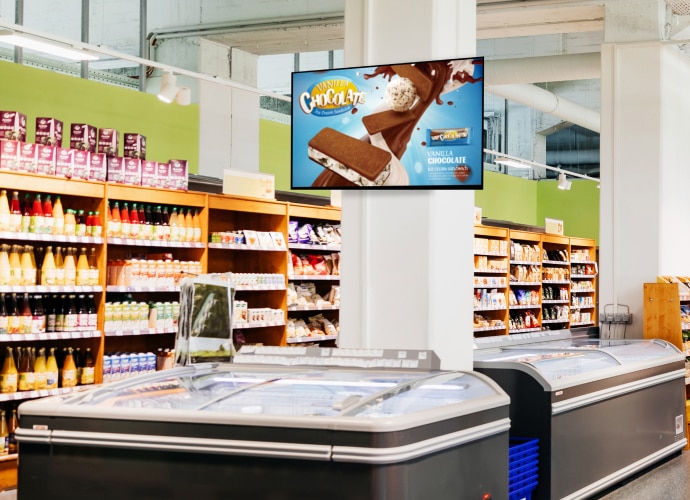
[45,347,59,389]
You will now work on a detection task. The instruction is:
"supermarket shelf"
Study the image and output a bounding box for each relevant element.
[542,299,570,304]
[570,321,595,327]
[510,261,541,265]
[106,285,180,293]
[473,325,506,333]
[571,260,597,265]
[288,275,340,281]
[0,330,101,341]
[510,304,541,310]
[542,260,570,266]
[286,334,338,344]
[108,237,205,248]
[510,281,541,286]
[288,304,340,311]
[571,274,597,279]
[0,385,90,403]
[0,231,104,244]
[104,328,176,337]
[473,269,508,274]
[510,327,542,334]
[542,280,570,285]
[208,242,284,252]
[571,305,595,309]
[289,243,341,252]
[473,251,507,257]
[474,306,507,312]
[571,288,596,294]
[0,285,103,293]
[235,284,286,291]
[542,319,569,324]
[474,284,507,289]
[233,321,286,330]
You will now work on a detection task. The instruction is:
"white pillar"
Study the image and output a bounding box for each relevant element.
[339,0,477,370]
[599,0,690,337]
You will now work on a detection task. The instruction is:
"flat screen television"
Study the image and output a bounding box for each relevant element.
[290,56,484,190]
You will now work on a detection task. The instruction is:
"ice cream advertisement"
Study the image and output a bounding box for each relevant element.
[291,57,484,190]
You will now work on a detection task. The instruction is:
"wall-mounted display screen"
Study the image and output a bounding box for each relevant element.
[291,57,484,190]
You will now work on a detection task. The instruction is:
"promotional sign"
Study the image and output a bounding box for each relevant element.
[291,57,484,190]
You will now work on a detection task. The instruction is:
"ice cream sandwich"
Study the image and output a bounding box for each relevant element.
[308,127,392,186]
[391,64,433,101]
[362,110,416,135]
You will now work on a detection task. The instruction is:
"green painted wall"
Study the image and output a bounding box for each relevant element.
[0,60,199,172]
[474,170,539,226]
[536,178,600,242]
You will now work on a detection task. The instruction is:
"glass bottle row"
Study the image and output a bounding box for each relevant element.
[0,244,100,287]
[0,293,98,335]
[107,202,202,243]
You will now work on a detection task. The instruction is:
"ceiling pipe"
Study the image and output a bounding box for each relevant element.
[485,52,601,85]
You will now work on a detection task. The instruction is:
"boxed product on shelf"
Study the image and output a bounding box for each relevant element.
[55,147,74,178]
[141,160,157,187]
[70,123,96,152]
[98,128,119,157]
[168,159,188,191]
[0,111,26,141]
[0,139,19,170]
[233,300,248,323]
[107,156,125,183]
[156,161,170,189]
[36,144,56,175]
[18,142,37,173]
[35,117,63,146]
[123,133,146,159]
[72,150,90,180]
[123,157,142,185]
[88,152,107,181]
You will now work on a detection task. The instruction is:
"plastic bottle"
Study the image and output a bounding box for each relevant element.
[0,294,7,335]
[60,347,77,388]
[8,245,21,286]
[0,346,18,393]
[52,195,64,235]
[76,247,89,286]
[120,203,131,240]
[0,190,10,232]
[63,209,76,237]
[129,203,140,239]
[9,191,21,233]
[0,410,8,455]
[6,294,19,335]
[32,295,45,334]
[7,408,17,454]
[33,347,47,390]
[110,202,121,238]
[42,195,53,234]
[54,247,65,286]
[45,347,58,389]
[20,245,36,286]
[192,208,202,243]
[41,246,56,286]
[29,194,44,234]
[19,293,32,335]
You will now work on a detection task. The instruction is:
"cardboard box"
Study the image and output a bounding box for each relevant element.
[55,147,74,178]
[18,142,37,173]
[123,133,146,159]
[107,156,125,184]
[0,111,26,142]
[70,124,96,152]
[72,150,90,180]
[141,160,157,187]
[35,117,63,147]
[123,158,142,185]
[36,145,56,176]
[89,152,107,181]
[156,162,170,189]
[0,139,19,171]
[98,128,119,157]
[168,159,188,191]
[222,169,275,200]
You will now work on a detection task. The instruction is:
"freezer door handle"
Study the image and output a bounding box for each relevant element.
[15,427,51,444]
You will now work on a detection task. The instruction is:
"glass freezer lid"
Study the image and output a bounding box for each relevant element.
[52,364,504,420]
[509,338,680,363]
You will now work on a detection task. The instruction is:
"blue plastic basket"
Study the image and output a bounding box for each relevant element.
[509,437,539,499]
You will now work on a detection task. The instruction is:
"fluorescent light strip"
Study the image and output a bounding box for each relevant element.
[0,33,98,61]
[495,158,531,169]
[484,148,599,184]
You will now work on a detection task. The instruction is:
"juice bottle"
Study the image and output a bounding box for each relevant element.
[55,295,66,333]
[52,195,64,235]
[192,208,202,242]
[18,346,35,391]
[144,205,153,240]
[64,247,77,286]
[32,295,45,333]
[19,194,31,234]
[64,295,78,332]
[0,346,18,393]
[0,294,7,335]
[0,190,10,232]
[0,410,8,455]
[86,294,97,330]
[77,295,88,332]
[45,347,58,389]
[64,209,76,237]
[75,209,86,237]
[90,211,102,238]
[152,205,162,240]
[184,208,194,242]
[6,294,19,335]
[54,247,65,285]
[76,247,89,286]
[169,207,180,242]
[34,347,47,390]
[29,194,44,234]
[7,408,17,454]
[8,245,21,286]
[80,347,95,385]
[0,244,10,286]
[161,206,171,241]
[129,203,140,239]
[110,202,121,238]
[42,195,53,234]
[41,246,56,286]
[45,295,57,333]
[87,247,99,286]
[20,245,36,286]
[19,293,32,335]
[9,191,21,232]
[60,347,77,388]
[120,203,131,239]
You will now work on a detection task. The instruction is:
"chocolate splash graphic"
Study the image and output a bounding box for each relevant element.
[312,61,452,188]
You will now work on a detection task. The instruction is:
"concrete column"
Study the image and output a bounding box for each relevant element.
[599,0,690,337]
[339,0,477,370]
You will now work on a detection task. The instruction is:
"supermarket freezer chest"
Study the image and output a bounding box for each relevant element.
[17,362,511,500]
[474,331,687,500]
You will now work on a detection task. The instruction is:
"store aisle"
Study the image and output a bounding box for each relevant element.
[0,451,688,499]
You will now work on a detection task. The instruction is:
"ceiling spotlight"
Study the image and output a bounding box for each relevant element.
[175,86,192,105]
[158,73,178,103]
[557,172,572,190]
[495,157,531,169]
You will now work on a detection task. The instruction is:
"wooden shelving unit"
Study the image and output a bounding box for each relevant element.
[473,225,509,337]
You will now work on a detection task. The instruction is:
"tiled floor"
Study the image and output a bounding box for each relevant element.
[1,450,689,499]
